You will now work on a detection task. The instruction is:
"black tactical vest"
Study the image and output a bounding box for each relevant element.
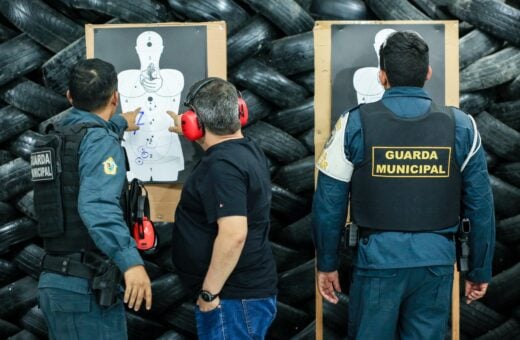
[350,100,462,232]
[32,123,127,254]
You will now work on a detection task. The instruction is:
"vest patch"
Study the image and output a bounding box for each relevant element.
[103,156,118,175]
[372,146,451,178]
[31,150,55,181]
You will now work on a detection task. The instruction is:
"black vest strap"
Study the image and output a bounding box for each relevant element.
[350,100,462,232]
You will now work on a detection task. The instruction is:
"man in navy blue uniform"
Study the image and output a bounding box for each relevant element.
[313,31,495,339]
[37,59,152,339]
[169,78,278,340]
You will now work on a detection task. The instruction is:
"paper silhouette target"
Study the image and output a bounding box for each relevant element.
[118,31,185,182]
[89,25,208,183]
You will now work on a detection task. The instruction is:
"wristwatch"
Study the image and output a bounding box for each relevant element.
[199,290,219,302]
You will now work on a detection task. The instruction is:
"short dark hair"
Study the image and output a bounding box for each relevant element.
[379,31,429,87]
[191,78,240,135]
[68,58,118,112]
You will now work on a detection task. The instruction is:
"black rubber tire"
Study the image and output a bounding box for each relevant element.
[0,258,23,287]
[266,31,314,76]
[0,276,38,319]
[486,151,499,171]
[275,214,313,250]
[243,121,309,163]
[292,71,314,94]
[228,15,280,67]
[493,241,518,275]
[502,75,520,101]
[242,0,314,35]
[460,300,507,337]
[475,318,520,340]
[322,291,349,336]
[271,184,309,222]
[489,100,520,131]
[497,214,520,245]
[460,91,494,115]
[14,190,36,221]
[459,21,475,37]
[161,302,197,337]
[274,156,314,194]
[365,0,430,20]
[269,301,311,340]
[490,175,520,218]
[10,131,47,161]
[147,274,188,315]
[241,90,274,127]
[409,0,452,19]
[0,106,37,145]
[231,58,309,108]
[291,320,345,340]
[69,0,171,23]
[475,111,520,162]
[266,98,314,136]
[179,0,250,36]
[7,330,40,340]
[45,0,112,25]
[277,259,315,304]
[298,128,315,154]
[309,0,368,20]
[270,241,310,273]
[19,305,47,339]
[0,149,14,166]
[0,217,37,254]
[41,36,85,95]
[0,0,83,53]
[0,201,19,225]
[143,260,164,280]
[483,262,520,312]
[0,158,32,202]
[494,162,520,188]
[448,0,520,46]
[459,29,503,70]
[0,318,21,339]
[0,22,18,43]
[0,78,70,120]
[460,47,520,92]
[13,244,44,279]
[0,34,51,87]
[126,311,166,340]
[156,330,190,340]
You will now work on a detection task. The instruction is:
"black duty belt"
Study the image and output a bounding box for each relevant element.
[41,253,95,279]
[359,227,454,241]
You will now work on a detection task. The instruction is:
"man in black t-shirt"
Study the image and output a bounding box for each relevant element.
[168,78,278,340]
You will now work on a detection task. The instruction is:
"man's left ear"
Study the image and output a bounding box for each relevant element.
[111,91,119,107]
[66,90,73,105]
[426,66,432,81]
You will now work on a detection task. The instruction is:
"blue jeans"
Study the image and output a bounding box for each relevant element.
[39,287,127,340]
[195,296,277,340]
[348,266,453,340]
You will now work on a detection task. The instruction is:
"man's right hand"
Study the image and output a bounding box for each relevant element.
[317,270,342,304]
[121,107,142,131]
[123,265,152,311]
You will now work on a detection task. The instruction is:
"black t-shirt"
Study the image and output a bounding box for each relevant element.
[171,137,278,299]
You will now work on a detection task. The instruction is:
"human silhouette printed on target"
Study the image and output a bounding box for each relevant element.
[118,31,185,182]
[352,28,396,104]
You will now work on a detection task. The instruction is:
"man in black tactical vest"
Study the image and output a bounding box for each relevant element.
[313,31,495,339]
[33,59,152,339]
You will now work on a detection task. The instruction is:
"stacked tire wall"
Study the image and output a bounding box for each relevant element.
[0,0,519,339]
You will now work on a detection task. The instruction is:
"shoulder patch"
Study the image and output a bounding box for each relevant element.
[103,156,118,175]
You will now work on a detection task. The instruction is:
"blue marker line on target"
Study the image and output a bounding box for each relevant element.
[133,111,145,135]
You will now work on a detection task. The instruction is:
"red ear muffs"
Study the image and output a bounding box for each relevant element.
[133,217,158,254]
[180,109,204,141]
[132,195,158,254]
[238,96,248,126]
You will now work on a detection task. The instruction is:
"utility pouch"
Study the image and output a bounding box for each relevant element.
[456,218,471,273]
[343,222,359,248]
[31,133,64,237]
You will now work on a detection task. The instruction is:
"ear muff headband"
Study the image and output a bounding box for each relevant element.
[180,78,249,141]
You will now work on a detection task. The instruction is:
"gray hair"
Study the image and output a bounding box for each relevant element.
[192,78,240,135]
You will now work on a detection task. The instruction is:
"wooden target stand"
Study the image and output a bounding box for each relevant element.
[313,20,460,339]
